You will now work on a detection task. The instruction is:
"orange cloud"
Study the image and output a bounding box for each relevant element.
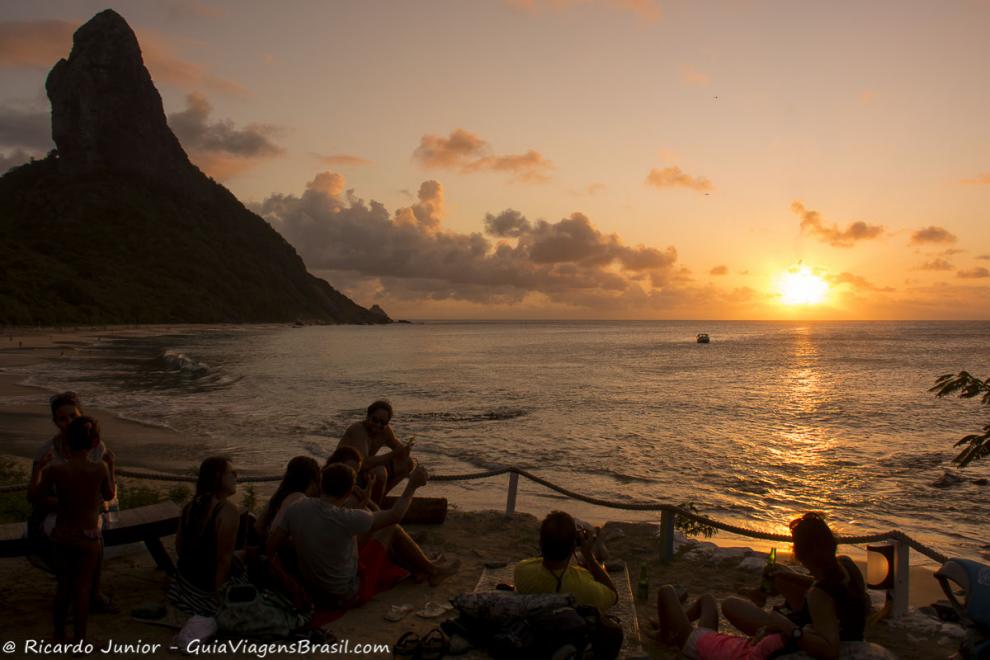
[413,129,488,168]
[978,254,990,261]
[257,174,679,310]
[413,129,553,184]
[307,171,346,197]
[507,0,660,21]
[0,19,74,68]
[394,180,444,233]
[791,201,884,248]
[918,259,954,271]
[827,272,894,292]
[681,65,711,87]
[960,173,990,185]
[957,267,990,279]
[137,29,248,96]
[463,150,554,183]
[313,153,373,167]
[910,225,957,245]
[645,166,713,193]
[0,19,246,96]
[709,265,728,276]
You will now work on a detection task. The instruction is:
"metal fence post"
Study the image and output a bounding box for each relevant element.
[659,509,675,563]
[505,470,519,515]
[892,538,910,617]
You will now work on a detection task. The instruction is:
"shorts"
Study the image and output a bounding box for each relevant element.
[355,539,409,603]
[310,539,410,610]
[682,628,786,660]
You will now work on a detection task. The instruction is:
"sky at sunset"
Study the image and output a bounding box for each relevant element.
[2,0,989,319]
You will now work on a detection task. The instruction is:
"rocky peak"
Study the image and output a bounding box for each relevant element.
[368,304,392,322]
[46,9,196,187]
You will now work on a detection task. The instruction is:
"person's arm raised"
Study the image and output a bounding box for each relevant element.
[578,528,617,598]
[368,464,427,532]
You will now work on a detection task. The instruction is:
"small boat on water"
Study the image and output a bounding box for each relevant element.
[697,333,710,343]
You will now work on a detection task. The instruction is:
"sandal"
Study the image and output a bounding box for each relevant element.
[394,631,420,659]
[416,601,451,619]
[419,628,450,660]
[385,604,414,622]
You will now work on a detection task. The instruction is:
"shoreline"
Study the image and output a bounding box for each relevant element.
[0,326,964,657]
[0,327,957,604]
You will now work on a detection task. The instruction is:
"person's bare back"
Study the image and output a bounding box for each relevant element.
[48,459,113,539]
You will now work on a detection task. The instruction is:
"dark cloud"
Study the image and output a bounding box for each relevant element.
[412,128,553,183]
[709,265,728,276]
[918,259,954,272]
[484,209,531,238]
[167,93,283,179]
[254,172,678,307]
[791,201,884,248]
[0,148,40,173]
[645,166,712,193]
[957,267,990,279]
[977,254,990,261]
[910,226,957,245]
[0,107,52,151]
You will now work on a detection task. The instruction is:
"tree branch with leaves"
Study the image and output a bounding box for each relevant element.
[930,371,990,467]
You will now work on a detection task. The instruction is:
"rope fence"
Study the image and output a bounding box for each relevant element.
[1,464,950,566]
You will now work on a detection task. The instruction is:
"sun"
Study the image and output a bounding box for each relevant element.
[779,266,829,305]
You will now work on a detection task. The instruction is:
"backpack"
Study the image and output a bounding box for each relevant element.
[935,559,990,660]
[451,592,622,659]
[215,583,307,640]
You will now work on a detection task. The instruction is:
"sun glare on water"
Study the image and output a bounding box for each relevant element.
[779,266,829,305]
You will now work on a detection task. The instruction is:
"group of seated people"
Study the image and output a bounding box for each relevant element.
[520,508,870,660]
[29,393,871,658]
[168,399,460,618]
[27,396,458,643]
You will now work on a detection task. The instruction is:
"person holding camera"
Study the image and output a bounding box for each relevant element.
[513,510,618,611]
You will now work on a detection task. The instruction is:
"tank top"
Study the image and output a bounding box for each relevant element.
[177,500,225,592]
[787,556,869,641]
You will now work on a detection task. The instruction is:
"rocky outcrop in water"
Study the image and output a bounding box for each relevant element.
[0,9,389,325]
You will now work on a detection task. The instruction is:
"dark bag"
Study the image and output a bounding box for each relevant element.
[579,606,623,660]
[528,606,590,658]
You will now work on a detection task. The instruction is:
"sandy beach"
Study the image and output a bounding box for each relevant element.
[0,327,965,658]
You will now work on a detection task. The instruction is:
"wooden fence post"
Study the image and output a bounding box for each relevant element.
[505,471,519,515]
[891,539,910,617]
[659,509,675,563]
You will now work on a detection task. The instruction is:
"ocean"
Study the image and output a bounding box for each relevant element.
[5,320,989,562]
